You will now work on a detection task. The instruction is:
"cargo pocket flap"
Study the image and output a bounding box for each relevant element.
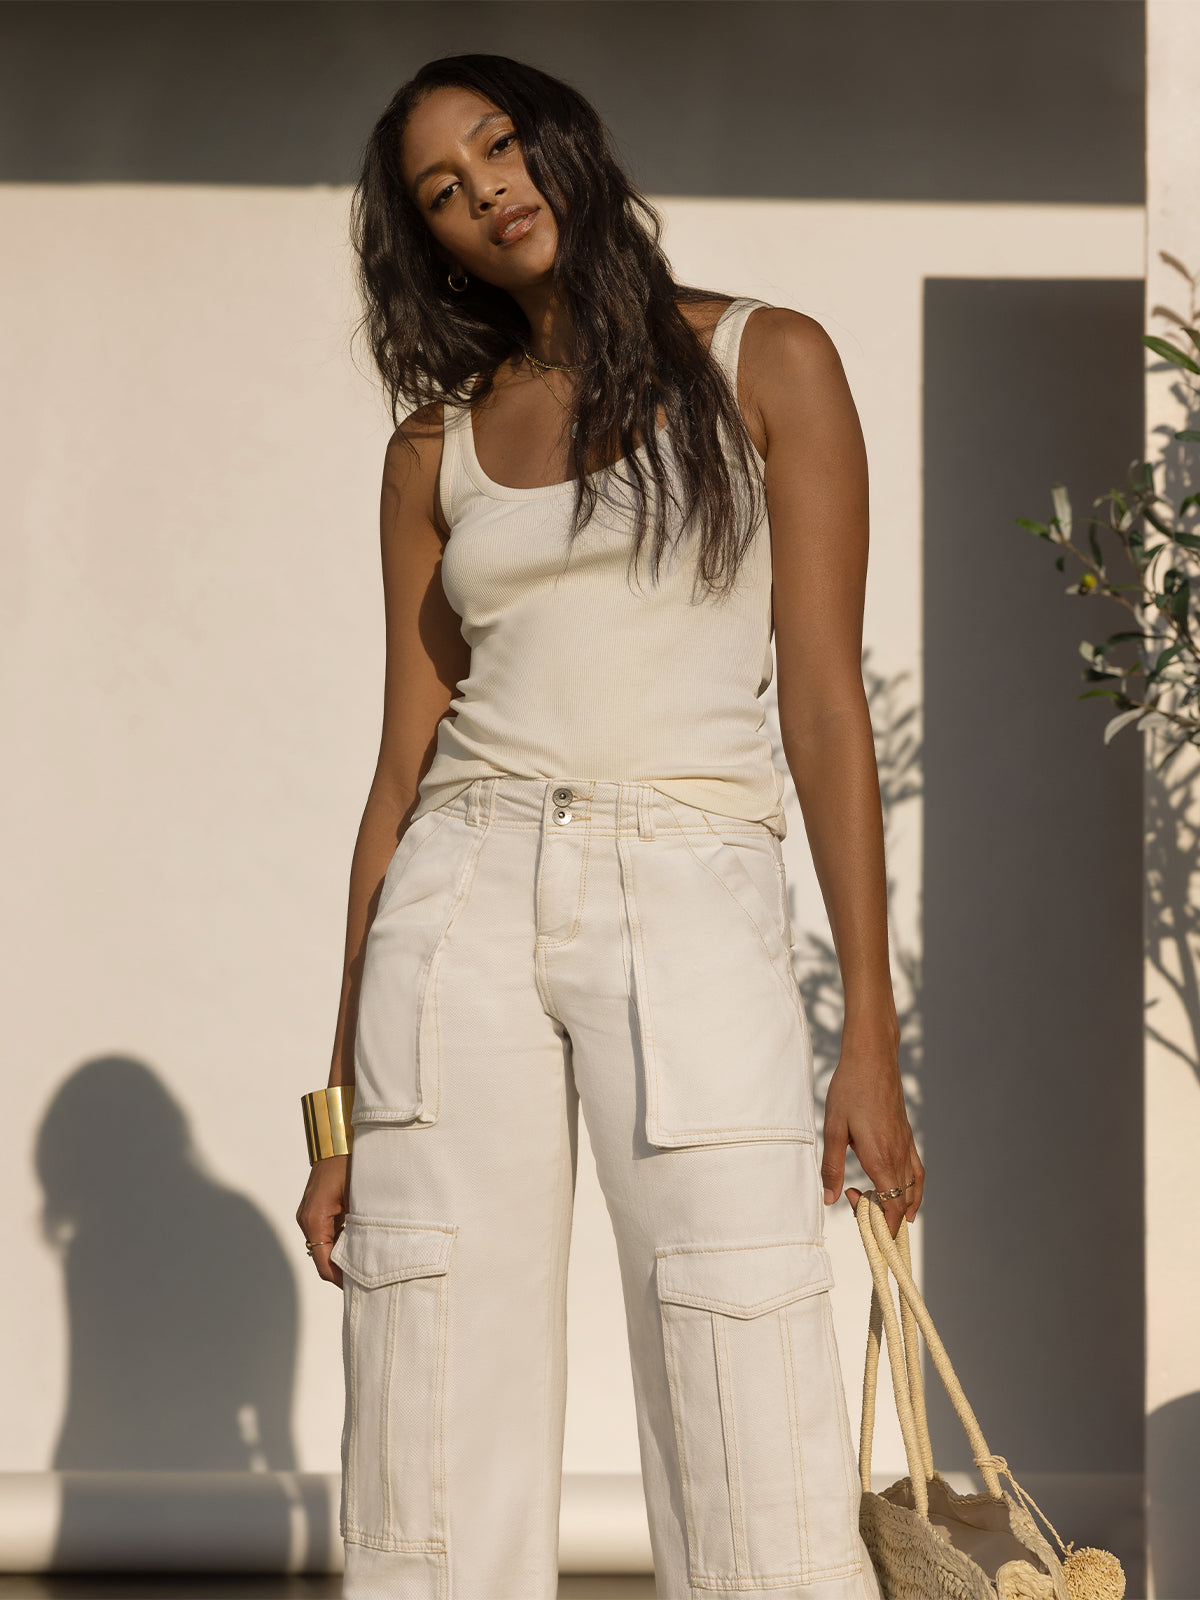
[655,1238,833,1317]
[330,1215,457,1288]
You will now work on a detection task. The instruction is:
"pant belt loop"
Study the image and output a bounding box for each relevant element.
[466,779,481,828]
[482,776,498,828]
[637,785,655,840]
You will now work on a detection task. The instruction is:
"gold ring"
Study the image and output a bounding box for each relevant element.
[876,1179,916,1202]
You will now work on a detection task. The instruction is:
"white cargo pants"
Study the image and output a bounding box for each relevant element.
[331,776,882,1600]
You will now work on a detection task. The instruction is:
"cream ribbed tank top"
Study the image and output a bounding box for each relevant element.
[410,296,788,838]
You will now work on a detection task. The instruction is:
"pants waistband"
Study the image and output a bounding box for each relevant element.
[437,777,773,839]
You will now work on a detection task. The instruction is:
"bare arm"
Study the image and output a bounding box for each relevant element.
[325,404,470,1091]
[298,401,470,1279]
[745,307,924,1235]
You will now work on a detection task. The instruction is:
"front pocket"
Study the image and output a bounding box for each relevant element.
[656,1238,864,1590]
[617,828,815,1149]
[375,809,450,921]
[714,830,796,959]
[353,811,488,1126]
[330,1215,458,1552]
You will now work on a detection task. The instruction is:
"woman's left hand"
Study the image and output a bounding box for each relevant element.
[821,1041,924,1239]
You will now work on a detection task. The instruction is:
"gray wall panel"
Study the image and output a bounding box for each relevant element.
[0,0,1144,200]
[922,277,1144,1489]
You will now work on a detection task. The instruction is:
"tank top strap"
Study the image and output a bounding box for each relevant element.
[708,298,771,475]
[438,388,476,529]
[708,296,771,389]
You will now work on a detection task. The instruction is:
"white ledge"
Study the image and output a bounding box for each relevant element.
[0,1469,1140,1574]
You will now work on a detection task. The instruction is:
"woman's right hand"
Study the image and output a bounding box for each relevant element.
[296,1152,351,1288]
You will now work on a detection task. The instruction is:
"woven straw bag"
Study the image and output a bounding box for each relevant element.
[854,1191,1125,1600]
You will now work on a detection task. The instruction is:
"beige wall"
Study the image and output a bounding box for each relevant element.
[0,181,1142,1564]
[1145,5,1200,1596]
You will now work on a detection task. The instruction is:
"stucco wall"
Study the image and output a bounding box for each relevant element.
[0,0,1148,1578]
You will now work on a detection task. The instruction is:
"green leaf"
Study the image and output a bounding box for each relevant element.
[1055,554,1066,572]
[1143,334,1200,374]
[1104,706,1146,743]
[1145,507,1178,537]
[1175,429,1200,443]
[1088,523,1105,570]
[1077,688,1125,703]
[1015,516,1051,538]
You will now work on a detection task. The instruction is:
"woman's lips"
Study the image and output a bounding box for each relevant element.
[494,209,538,245]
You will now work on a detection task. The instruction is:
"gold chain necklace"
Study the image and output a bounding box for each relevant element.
[524,349,579,438]
[522,347,578,372]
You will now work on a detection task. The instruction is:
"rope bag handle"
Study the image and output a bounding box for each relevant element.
[857,1191,1005,1517]
[855,1191,1082,1559]
[856,1192,1128,1600]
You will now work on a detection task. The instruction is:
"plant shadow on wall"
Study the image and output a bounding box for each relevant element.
[1017,251,1200,1600]
[34,1054,332,1569]
[769,647,924,1193]
[1016,256,1200,1087]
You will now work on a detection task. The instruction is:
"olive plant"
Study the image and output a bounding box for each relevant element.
[1017,254,1200,773]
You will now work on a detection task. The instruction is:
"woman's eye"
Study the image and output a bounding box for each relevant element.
[429,133,516,209]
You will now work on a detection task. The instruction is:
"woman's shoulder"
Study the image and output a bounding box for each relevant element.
[739,302,837,362]
[388,398,446,468]
[378,400,454,534]
[738,304,859,479]
[737,303,845,404]
[674,294,833,362]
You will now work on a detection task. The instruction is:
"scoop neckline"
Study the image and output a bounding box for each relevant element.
[460,296,752,502]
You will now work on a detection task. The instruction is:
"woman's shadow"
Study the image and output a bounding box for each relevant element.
[35,1053,331,1569]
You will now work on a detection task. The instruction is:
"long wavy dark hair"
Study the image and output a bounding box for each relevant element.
[350,52,768,598]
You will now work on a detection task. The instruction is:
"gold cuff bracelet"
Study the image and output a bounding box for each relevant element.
[301,1083,355,1165]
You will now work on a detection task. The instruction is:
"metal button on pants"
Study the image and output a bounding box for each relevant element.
[333,776,882,1600]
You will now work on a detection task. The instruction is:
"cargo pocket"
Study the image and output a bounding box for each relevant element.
[617,825,815,1149]
[656,1238,864,1591]
[330,1215,457,1553]
[353,809,488,1126]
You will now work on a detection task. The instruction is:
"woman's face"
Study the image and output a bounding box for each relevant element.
[400,86,558,290]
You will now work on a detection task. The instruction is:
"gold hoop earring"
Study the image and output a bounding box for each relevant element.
[447,268,469,293]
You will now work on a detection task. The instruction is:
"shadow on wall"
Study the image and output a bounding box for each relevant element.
[1147,1391,1200,1600]
[1144,335,1200,1086]
[1141,282,1200,1600]
[1146,758,1200,1083]
[776,650,924,1199]
[34,1054,328,1567]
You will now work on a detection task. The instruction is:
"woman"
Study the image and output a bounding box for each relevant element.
[296,52,922,1600]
